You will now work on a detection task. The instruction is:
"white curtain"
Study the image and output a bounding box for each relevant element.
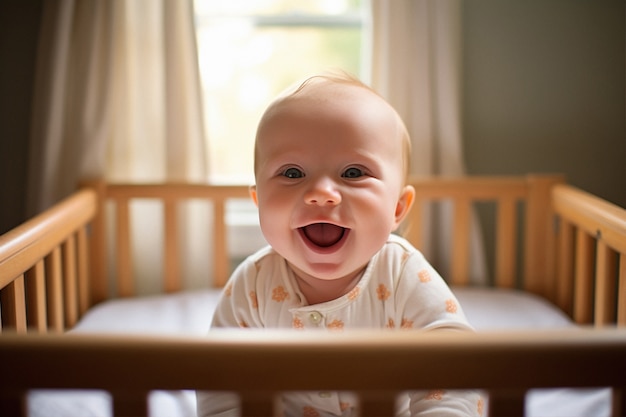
[27,0,209,292]
[27,0,206,214]
[370,0,486,283]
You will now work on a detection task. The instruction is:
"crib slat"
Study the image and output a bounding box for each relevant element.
[489,389,525,417]
[88,180,108,305]
[574,230,594,324]
[451,198,471,285]
[76,226,90,316]
[163,199,181,292]
[555,219,574,316]
[0,275,27,333]
[46,247,65,331]
[358,391,397,417]
[111,390,148,417]
[25,260,47,332]
[214,198,229,287]
[239,392,276,417]
[523,175,561,298]
[116,198,133,297]
[595,241,617,326]
[495,197,517,288]
[618,254,626,327]
[62,235,79,328]
[0,390,26,417]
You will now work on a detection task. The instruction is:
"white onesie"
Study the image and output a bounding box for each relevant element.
[197,234,484,417]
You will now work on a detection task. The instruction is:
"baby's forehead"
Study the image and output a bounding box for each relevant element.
[290,79,383,107]
[266,80,396,127]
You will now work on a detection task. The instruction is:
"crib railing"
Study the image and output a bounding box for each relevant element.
[0,189,96,333]
[83,180,251,305]
[552,184,626,326]
[406,175,564,296]
[1,329,625,417]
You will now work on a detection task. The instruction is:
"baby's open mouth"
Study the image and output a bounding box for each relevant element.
[300,223,347,248]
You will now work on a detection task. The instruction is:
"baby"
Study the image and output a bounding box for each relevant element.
[197,74,483,416]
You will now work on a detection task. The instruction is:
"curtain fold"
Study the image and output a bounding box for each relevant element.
[370,0,487,283]
[370,0,465,177]
[27,0,208,293]
[27,0,207,215]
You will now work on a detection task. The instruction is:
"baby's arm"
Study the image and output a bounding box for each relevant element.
[395,250,485,416]
[409,390,485,417]
[197,260,262,417]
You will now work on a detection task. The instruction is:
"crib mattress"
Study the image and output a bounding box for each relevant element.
[28,288,611,417]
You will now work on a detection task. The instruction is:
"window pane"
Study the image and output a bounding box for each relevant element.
[195,1,367,183]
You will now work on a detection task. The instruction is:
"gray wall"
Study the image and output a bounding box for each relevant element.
[1,1,624,234]
[0,1,43,233]
[463,0,625,207]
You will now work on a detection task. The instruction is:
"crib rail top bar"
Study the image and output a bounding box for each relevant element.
[0,189,97,287]
[1,329,625,392]
[93,181,251,200]
[553,184,626,253]
[408,174,564,200]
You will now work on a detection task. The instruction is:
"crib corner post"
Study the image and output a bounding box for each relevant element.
[523,174,566,299]
[79,178,109,305]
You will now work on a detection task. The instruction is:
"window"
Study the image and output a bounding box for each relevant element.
[194,0,370,184]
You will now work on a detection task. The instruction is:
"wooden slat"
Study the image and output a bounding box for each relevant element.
[409,176,529,201]
[523,176,562,297]
[0,275,27,333]
[357,391,397,417]
[555,219,574,316]
[574,230,594,325]
[62,235,79,328]
[84,180,108,305]
[451,198,471,285]
[106,183,250,201]
[163,199,180,292]
[612,387,625,417]
[595,241,617,326]
[25,260,47,332]
[45,248,64,332]
[240,392,276,417]
[115,198,133,297]
[495,197,518,288]
[618,254,626,327]
[213,199,229,287]
[76,226,90,316]
[0,390,26,417]
[111,390,149,417]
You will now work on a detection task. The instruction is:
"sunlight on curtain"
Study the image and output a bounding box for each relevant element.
[370,0,487,283]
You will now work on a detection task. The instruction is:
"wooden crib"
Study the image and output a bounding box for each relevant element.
[1,174,625,417]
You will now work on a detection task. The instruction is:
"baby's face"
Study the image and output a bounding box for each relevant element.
[251,82,414,283]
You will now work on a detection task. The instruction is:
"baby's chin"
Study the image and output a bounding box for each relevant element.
[287,258,368,284]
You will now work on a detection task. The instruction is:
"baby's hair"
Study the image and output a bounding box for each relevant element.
[255,72,412,181]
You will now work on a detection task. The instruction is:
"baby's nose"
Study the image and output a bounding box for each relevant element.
[304,178,342,206]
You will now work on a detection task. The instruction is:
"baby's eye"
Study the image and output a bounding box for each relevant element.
[342,167,365,179]
[282,167,304,179]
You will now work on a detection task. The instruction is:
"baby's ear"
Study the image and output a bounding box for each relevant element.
[249,185,259,207]
[393,185,415,228]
